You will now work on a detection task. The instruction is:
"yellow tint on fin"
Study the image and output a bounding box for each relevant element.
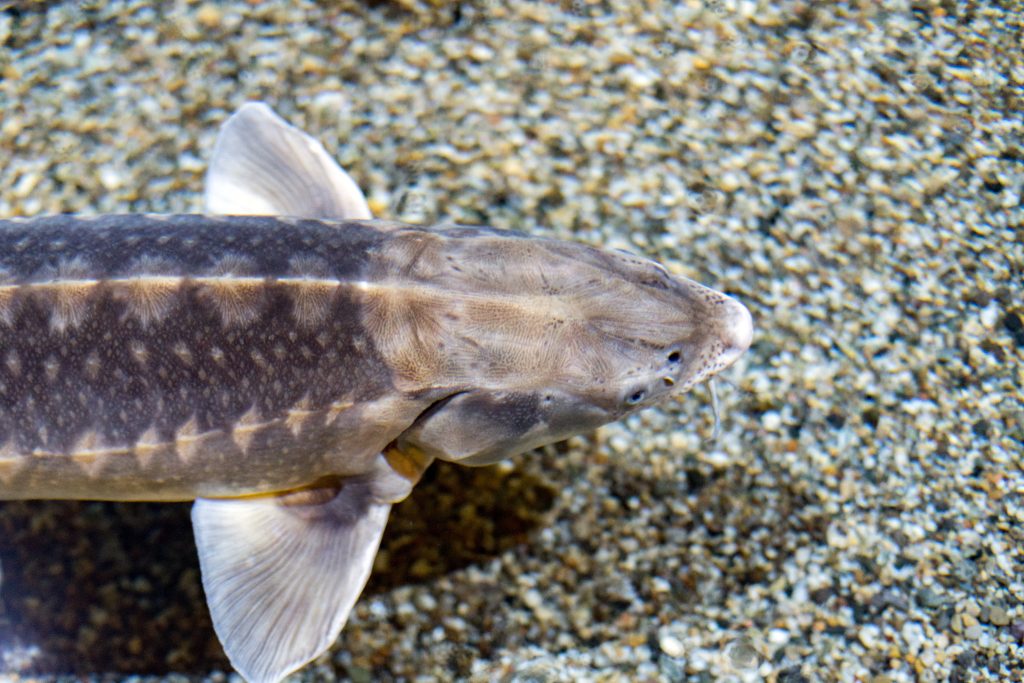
[192,479,389,683]
[383,442,432,488]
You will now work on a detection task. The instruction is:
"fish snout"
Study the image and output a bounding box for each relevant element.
[717,296,753,369]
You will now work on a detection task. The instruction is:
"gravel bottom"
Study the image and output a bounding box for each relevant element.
[1,1,1022,682]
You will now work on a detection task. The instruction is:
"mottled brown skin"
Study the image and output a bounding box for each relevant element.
[0,215,405,499]
[0,213,741,501]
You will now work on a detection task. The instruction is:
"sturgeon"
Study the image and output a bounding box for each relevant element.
[0,103,753,682]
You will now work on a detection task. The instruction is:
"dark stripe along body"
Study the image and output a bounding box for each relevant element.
[0,214,414,500]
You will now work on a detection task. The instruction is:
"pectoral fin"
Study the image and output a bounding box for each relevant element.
[398,389,607,466]
[205,101,372,220]
[192,481,389,683]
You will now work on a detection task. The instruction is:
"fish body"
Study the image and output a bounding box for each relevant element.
[0,103,752,682]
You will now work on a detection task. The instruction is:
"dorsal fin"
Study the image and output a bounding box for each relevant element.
[205,102,372,220]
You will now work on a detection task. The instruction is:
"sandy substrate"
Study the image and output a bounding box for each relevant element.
[0,1,1022,681]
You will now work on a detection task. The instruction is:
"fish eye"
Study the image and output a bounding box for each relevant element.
[667,350,681,363]
[625,389,646,405]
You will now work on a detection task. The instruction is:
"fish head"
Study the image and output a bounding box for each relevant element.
[384,227,753,465]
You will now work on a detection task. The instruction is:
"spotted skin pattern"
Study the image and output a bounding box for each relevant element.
[0,214,402,498]
[0,213,748,501]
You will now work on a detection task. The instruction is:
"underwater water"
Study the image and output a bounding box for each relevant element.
[0,1,1021,681]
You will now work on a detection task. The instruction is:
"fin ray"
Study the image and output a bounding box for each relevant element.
[205,102,372,220]
[192,481,389,683]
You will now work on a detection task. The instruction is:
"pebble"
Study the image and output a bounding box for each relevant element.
[658,632,686,659]
[761,411,782,431]
[723,637,761,672]
[901,622,925,656]
[195,4,222,29]
[988,606,1010,627]
[522,589,543,610]
[468,44,494,62]
[858,624,882,650]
